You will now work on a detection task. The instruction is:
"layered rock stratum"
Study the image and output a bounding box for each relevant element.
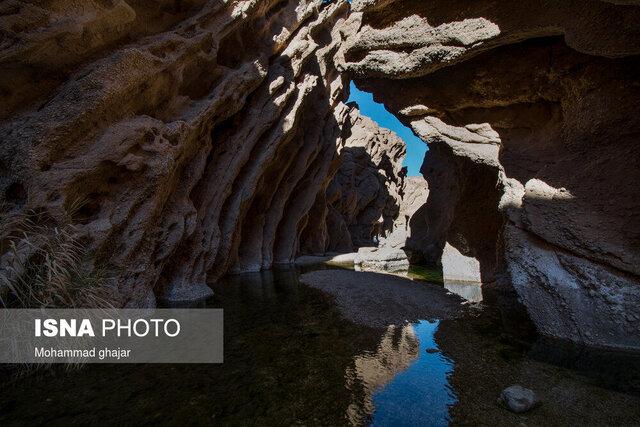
[338,0,640,349]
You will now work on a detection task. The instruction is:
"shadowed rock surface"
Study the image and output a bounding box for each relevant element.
[300,269,462,327]
[302,120,432,272]
[0,0,353,305]
[300,104,406,254]
[338,0,640,349]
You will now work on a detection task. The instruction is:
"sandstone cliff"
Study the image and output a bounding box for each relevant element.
[2,0,639,353]
[301,103,406,254]
[0,0,352,305]
[338,0,640,349]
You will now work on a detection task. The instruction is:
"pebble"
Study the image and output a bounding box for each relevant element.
[498,385,540,413]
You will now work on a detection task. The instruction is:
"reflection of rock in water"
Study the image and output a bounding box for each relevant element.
[345,324,419,425]
[444,280,483,303]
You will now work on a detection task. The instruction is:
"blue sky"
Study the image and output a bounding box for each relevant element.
[347,81,427,176]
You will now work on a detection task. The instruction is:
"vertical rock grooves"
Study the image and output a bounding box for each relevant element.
[338,0,640,349]
[2,0,639,352]
[300,104,407,254]
[0,0,352,305]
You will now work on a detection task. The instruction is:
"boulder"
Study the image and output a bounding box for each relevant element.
[354,246,409,273]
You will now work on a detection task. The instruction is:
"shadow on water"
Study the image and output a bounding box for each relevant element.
[0,265,639,425]
[0,266,456,426]
[209,267,459,426]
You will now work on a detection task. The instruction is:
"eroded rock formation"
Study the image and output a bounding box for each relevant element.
[2,0,639,352]
[299,111,433,273]
[301,103,406,254]
[338,0,640,349]
[384,176,428,257]
[353,176,429,272]
[0,0,353,305]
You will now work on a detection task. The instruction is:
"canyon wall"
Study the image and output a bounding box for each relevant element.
[301,103,406,254]
[300,106,433,274]
[351,176,430,273]
[385,176,429,261]
[2,0,639,351]
[0,0,354,305]
[338,0,640,350]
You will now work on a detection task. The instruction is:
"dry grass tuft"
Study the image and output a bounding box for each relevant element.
[0,200,120,308]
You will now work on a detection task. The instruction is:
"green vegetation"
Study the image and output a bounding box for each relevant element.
[406,265,444,284]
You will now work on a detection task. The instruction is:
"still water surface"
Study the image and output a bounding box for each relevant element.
[0,265,639,425]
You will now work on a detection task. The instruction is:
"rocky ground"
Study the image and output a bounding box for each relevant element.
[436,311,640,425]
[300,269,462,327]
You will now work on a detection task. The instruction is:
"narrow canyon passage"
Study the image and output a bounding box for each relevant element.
[1,0,639,425]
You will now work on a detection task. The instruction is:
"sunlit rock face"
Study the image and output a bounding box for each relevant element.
[338,0,640,349]
[384,177,428,255]
[300,103,406,254]
[352,176,430,273]
[441,243,480,283]
[0,0,352,305]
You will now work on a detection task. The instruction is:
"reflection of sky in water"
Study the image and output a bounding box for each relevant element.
[370,320,457,426]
